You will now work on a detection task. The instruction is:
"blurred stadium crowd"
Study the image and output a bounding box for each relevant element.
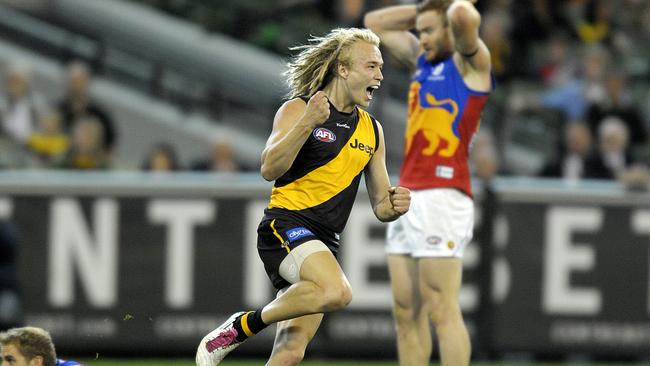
[0,0,649,188]
[0,58,244,173]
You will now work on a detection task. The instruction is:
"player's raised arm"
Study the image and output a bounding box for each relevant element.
[364,5,420,70]
[447,0,491,73]
[260,91,329,181]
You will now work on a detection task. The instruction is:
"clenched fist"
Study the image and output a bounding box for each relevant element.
[304,91,330,127]
[388,186,410,215]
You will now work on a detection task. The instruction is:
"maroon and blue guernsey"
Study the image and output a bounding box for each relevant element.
[399,54,494,197]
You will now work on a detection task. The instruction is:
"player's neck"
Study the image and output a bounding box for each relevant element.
[322,80,355,113]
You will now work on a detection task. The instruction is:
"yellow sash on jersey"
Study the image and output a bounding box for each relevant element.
[269,109,375,211]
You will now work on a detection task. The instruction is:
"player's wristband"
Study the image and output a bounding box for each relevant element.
[460,47,479,58]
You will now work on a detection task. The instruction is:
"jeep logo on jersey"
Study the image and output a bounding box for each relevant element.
[349,138,375,156]
[313,128,336,142]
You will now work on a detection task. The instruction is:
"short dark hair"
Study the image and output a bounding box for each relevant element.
[417,0,453,19]
[0,327,57,366]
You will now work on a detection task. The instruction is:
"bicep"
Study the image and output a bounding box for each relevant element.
[265,100,305,146]
[261,99,306,159]
[462,40,492,74]
[448,4,491,73]
[377,31,420,70]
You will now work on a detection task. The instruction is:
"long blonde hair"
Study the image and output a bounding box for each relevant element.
[284,28,380,99]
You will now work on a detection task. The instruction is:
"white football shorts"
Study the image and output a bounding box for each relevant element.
[386,188,474,258]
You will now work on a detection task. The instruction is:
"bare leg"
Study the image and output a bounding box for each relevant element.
[419,257,470,366]
[387,254,431,366]
[196,246,352,366]
[261,250,352,324]
[266,313,324,366]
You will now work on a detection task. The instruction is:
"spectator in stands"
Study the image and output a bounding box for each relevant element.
[0,326,82,366]
[537,32,577,88]
[569,0,614,45]
[60,116,109,170]
[585,67,647,148]
[584,116,634,180]
[57,61,117,154]
[141,142,181,172]
[509,0,572,77]
[540,43,608,122]
[0,63,49,147]
[619,163,650,191]
[539,121,593,181]
[25,110,69,168]
[191,138,241,173]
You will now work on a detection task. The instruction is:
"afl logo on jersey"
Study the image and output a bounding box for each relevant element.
[313,128,336,142]
[432,63,445,76]
[428,62,445,81]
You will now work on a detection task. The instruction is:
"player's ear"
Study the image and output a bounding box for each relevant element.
[337,62,349,79]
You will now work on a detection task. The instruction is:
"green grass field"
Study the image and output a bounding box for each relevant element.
[78,360,650,366]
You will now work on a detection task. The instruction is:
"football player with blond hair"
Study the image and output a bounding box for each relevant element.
[196,27,411,366]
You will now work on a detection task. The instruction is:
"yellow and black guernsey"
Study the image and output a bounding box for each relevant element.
[257,98,379,289]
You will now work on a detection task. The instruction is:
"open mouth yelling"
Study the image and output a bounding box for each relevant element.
[366,85,379,100]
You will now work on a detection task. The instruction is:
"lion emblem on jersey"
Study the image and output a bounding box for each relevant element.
[405,89,459,157]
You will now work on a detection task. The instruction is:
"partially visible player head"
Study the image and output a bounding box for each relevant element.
[416,0,454,63]
[0,327,57,366]
[285,28,383,108]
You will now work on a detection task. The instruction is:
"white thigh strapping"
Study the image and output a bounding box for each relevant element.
[278,240,330,284]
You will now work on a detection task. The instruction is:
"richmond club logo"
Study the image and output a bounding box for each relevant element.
[313,128,336,142]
